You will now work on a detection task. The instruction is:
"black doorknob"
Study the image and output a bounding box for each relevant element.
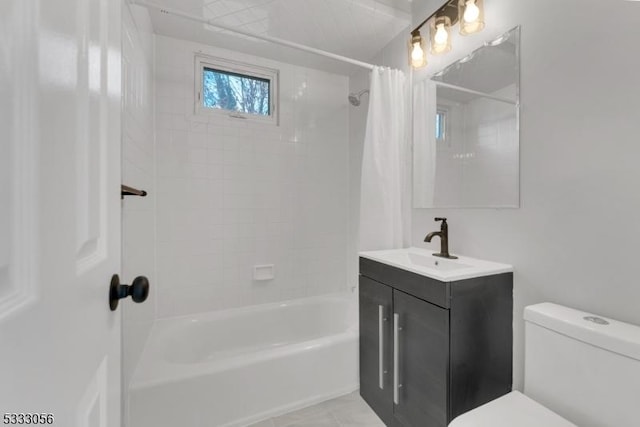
[109,274,150,311]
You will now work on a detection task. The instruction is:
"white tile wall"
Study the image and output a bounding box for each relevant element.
[154,35,350,317]
[121,3,156,423]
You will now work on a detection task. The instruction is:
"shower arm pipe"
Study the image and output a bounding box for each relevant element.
[431,80,518,105]
[132,0,377,71]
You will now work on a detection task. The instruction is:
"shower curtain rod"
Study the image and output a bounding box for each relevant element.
[132,0,377,71]
[431,80,518,105]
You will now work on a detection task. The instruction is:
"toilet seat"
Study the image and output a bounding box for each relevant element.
[448,391,577,427]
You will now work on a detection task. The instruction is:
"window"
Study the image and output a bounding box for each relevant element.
[203,68,270,116]
[435,108,447,141]
[195,55,279,124]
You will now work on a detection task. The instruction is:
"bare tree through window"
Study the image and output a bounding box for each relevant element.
[203,67,270,116]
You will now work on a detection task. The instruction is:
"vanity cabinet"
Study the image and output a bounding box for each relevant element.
[359,257,513,427]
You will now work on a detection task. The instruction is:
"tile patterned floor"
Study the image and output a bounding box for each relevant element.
[248,391,385,427]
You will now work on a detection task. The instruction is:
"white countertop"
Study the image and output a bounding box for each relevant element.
[359,247,513,282]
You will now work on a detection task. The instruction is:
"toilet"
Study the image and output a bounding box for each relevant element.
[450,303,640,427]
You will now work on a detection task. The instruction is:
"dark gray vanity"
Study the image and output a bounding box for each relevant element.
[358,248,513,427]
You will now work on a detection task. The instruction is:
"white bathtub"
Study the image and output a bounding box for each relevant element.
[129,294,358,427]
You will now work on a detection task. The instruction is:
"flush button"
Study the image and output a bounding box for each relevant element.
[584,316,609,325]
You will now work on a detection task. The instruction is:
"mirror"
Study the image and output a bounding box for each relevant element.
[413,26,520,208]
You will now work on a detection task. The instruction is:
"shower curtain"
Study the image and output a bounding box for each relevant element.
[359,67,411,251]
[412,79,437,207]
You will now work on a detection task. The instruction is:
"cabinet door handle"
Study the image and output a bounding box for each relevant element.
[378,305,385,389]
[394,312,402,405]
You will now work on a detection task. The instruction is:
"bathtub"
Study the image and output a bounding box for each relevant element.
[129,294,358,427]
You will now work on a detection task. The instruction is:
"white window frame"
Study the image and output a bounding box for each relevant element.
[195,54,279,125]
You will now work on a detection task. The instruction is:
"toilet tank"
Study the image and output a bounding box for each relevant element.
[524,303,640,427]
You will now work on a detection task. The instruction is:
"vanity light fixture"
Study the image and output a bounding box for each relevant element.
[409,0,485,68]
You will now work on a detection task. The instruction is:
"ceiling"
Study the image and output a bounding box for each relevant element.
[141,0,413,75]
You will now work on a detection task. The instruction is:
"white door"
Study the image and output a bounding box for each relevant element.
[1,0,123,426]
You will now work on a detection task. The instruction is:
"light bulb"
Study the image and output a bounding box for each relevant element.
[409,32,427,68]
[434,24,449,45]
[431,17,452,55]
[463,0,480,23]
[411,42,424,62]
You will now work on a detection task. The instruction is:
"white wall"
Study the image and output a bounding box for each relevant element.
[353,0,640,391]
[154,35,350,317]
[121,3,156,425]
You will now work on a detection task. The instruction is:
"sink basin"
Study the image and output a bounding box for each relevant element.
[407,253,472,271]
[360,247,512,282]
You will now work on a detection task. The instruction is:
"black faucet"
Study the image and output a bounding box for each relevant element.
[424,218,458,259]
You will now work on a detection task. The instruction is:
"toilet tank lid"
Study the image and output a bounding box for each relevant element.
[524,303,640,361]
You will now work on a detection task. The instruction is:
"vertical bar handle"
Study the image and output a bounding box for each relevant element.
[394,312,401,405]
[378,305,385,389]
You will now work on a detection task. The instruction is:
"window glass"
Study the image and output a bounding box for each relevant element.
[202,67,270,116]
[436,110,446,141]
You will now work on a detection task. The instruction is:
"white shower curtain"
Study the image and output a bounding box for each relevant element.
[413,79,437,207]
[359,67,411,251]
